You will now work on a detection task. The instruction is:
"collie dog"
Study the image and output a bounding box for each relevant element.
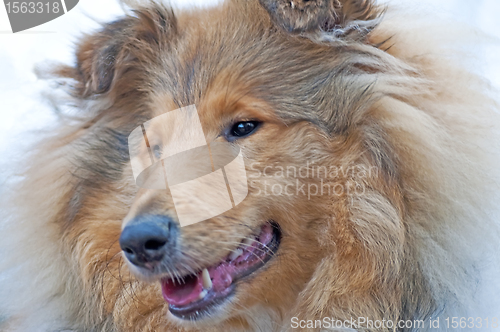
[1,0,499,331]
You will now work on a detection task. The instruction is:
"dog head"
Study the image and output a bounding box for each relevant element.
[55,0,426,329]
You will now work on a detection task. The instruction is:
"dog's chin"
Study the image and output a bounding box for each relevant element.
[124,221,282,322]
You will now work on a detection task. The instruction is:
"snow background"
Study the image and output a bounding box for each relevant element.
[0,0,499,156]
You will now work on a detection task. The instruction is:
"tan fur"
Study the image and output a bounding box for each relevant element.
[1,0,499,331]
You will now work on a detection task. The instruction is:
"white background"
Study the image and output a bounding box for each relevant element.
[0,0,499,156]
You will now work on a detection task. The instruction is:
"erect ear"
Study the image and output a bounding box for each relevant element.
[258,0,381,39]
[67,3,177,98]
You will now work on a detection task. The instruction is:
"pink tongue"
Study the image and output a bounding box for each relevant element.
[162,274,203,306]
[161,224,274,307]
[161,264,235,307]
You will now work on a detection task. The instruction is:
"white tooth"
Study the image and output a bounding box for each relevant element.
[198,289,208,300]
[229,248,244,261]
[243,238,254,247]
[202,268,212,290]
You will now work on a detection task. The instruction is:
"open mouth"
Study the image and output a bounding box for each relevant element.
[161,222,281,320]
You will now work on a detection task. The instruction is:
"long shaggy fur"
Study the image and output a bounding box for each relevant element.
[1,0,499,331]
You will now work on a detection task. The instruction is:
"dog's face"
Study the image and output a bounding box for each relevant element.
[59,0,406,329]
[117,57,341,324]
[121,92,326,323]
[132,42,325,329]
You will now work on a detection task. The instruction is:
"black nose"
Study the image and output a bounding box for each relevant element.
[119,215,177,267]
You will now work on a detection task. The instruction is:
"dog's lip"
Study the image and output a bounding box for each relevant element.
[161,222,281,320]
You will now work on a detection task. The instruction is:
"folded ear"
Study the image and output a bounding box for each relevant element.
[67,3,176,98]
[258,0,381,39]
[76,18,135,96]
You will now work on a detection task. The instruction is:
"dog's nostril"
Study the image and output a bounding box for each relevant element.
[119,215,177,267]
[123,247,134,254]
[144,239,166,251]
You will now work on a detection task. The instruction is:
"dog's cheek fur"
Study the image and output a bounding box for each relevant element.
[227,123,331,319]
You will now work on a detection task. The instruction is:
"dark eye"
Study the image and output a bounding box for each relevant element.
[229,121,261,139]
[152,144,162,159]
